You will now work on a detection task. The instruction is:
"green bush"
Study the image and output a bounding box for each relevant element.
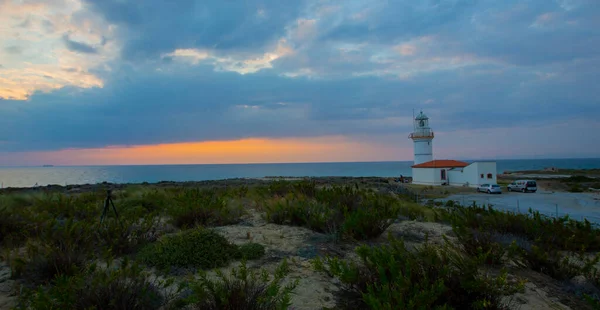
[236,243,266,260]
[446,204,600,253]
[16,257,180,310]
[138,228,239,270]
[94,214,159,256]
[182,259,298,310]
[9,219,95,284]
[31,193,98,221]
[0,205,25,244]
[263,186,401,240]
[119,189,169,214]
[168,188,244,229]
[313,235,522,310]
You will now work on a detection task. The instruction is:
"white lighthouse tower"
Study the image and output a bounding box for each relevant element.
[409,111,434,165]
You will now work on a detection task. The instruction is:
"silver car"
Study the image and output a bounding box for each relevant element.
[477,184,502,194]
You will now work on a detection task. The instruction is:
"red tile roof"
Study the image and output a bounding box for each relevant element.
[411,160,470,168]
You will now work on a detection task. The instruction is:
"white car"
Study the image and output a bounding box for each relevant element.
[477,184,502,194]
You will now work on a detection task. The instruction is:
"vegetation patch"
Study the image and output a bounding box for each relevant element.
[15,257,179,310]
[181,259,298,310]
[167,188,244,229]
[263,185,404,240]
[313,235,523,309]
[138,228,264,271]
[445,203,600,307]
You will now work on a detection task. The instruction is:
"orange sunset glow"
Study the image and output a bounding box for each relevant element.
[3,137,409,166]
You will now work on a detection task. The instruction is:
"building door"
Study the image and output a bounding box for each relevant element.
[441,169,446,180]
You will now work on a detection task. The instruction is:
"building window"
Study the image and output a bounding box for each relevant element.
[480,174,484,178]
[441,170,446,180]
[487,173,493,179]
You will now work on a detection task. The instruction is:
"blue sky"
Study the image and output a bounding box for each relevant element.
[0,0,599,165]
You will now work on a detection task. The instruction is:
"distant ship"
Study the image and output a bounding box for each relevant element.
[42,164,54,167]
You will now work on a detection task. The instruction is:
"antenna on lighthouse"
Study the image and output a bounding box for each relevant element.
[412,108,415,131]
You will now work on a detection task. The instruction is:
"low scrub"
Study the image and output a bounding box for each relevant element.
[8,219,95,285]
[313,235,522,309]
[446,204,600,252]
[94,214,159,256]
[0,205,26,245]
[448,203,600,306]
[138,228,264,271]
[16,257,180,310]
[168,188,244,229]
[181,259,298,310]
[257,180,318,198]
[264,186,401,240]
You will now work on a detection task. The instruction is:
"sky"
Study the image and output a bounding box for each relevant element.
[0,0,599,166]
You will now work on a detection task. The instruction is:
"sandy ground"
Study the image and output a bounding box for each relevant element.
[437,190,600,224]
[0,262,15,310]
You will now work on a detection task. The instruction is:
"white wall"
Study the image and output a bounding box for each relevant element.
[413,139,433,165]
[447,168,470,187]
[412,167,439,185]
[446,162,497,187]
[474,161,497,186]
[413,162,497,187]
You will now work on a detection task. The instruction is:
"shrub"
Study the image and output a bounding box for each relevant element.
[182,259,298,310]
[0,205,25,244]
[16,257,180,310]
[119,189,169,214]
[31,193,98,221]
[569,185,584,193]
[168,188,243,229]
[93,214,159,256]
[236,243,266,260]
[445,204,600,253]
[312,235,522,310]
[138,228,239,270]
[9,219,95,284]
[264,186,401,240]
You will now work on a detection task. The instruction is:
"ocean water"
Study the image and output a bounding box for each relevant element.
[1,158,599,188]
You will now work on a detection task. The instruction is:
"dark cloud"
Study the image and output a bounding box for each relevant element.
[1,0,599,159]
[62,34,98,54]
[2,56,599,152]
[81,0,307,59]
[319,0,478,44]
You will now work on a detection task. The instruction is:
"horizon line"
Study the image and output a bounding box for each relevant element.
[2,156,600,168]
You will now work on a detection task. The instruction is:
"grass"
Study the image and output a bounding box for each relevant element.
[3,178,600,309]
[15,257,179,310]
[444,203,600,307]
[313,234,523,309]
[181,259,298,310]
[262,185,403,240]
[137,228,265,271]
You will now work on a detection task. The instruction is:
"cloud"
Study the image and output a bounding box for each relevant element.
[5,45,23,55]
[62,34,98,54]
[81,0,308,60]
[0,0,116,99]
[0,0,599,162]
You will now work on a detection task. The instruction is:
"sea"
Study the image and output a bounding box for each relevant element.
[1,158,599,189]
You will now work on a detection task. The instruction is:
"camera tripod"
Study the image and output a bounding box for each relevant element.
[100,189,120,225]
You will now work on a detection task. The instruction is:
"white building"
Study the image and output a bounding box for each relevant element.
[409,111,497,187]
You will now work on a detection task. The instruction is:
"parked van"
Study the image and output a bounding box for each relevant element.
[507,180,537,193]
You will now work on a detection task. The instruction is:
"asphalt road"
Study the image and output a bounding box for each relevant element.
[437,189,600,224]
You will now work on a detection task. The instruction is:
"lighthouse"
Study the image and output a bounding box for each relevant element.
[409,111,434,165]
